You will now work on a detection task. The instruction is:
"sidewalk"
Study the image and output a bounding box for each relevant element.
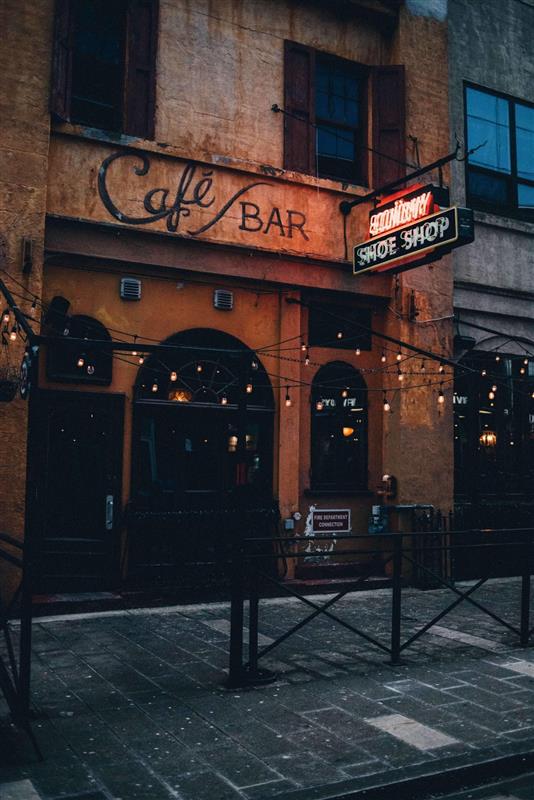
[2,578,534,800]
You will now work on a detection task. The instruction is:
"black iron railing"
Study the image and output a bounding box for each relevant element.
[225,526,534,688]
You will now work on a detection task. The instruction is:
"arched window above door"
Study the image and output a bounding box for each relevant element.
[311,362,368,491]
[46,314,112,385]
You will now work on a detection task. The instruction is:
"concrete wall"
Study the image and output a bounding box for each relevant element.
[449,0,534,347]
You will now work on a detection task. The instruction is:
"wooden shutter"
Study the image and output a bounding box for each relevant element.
[372,65,406,189]
[124,0,159,139]
[50,0,74,120]
[283,41,315,174]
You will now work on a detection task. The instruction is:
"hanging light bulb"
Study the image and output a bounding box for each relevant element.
[285,388,292,407]
[170,371,178,382]
[2,310,9,324]
[488,390,495,400]
[381,351,386,363]
[251,359,259,370]
[151,380,158,393]
[341,387,349,398]
[337,331,343,339]
[524,358,529,366]
[77,355,85,368]
[30,299,37,317]
[138,355,145,365]
[316,399,324,411]
[531,392,534,399]
[196,363,203,373]
[86,364,95,375]
[491,384,497,392]
[495,355,501,362]
[305,347,310,366]
[9,323,17,341]
[220,395,228,405]
[438,385,445,404]
[481,369,487,376]
[438,362,445,374]
[301,341,307,352]
[396,350,402,361]
[421,360,425,373]
[246,383,253,393]
[383,392,390,412]
[397,366,403,382]
[520,366,526,375]
[355,347,361,356]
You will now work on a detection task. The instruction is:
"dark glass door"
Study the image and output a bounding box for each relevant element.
[34,392,124,592]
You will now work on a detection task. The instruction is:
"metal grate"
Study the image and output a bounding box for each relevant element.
[213,289,233,310]
[120,277,142,301]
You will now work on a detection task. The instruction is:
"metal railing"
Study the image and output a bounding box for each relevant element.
[225,526,534,688]
[0,531,39,756]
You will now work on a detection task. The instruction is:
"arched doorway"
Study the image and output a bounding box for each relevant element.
[128,329,275,588]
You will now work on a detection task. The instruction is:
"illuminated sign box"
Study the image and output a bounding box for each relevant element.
[353,205,474,276]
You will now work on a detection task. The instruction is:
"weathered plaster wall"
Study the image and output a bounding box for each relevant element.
[156,0,386,168]
[449,0,534,347]
[0,1,52,590]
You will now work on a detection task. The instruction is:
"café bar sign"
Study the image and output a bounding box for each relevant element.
[353,184,474,276]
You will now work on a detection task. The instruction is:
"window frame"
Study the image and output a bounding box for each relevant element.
[464,82,534,220]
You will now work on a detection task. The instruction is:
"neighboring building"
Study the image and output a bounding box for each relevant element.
[0,0,454,599]
[449,0,534,525]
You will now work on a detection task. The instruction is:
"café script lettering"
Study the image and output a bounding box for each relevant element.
[98,152,309,239]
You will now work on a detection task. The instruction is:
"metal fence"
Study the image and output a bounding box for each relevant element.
[225,526,534,688]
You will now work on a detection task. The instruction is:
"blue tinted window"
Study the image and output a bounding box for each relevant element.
[466,88,510,174]
[516,104,534,180]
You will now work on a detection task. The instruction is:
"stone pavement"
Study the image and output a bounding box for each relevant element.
[3,578,534,799]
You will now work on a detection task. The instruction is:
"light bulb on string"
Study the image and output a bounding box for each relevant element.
[520,367,526,375]
[341,387,349,398]
[396,350,402,361]
[63,327,70,337]
[30,299,37,317]
[491,384,497,392]
[170,371,178,382]
[355,348,361,356]
[381,351,386,363]
[304,347,310,366]
[77,355,85,368]
[9,324,17,341]
[285,388,292,407]
[438,385,445,405]
[495,355,501,362]
[481,369,486,376]
[524,358,529,366]
[246,383,253,394]
[151,380,158,393]
[86,364,95,375]
[397,366,403,382]
[132,335,138,357]
[251,359,258,370]
[316,399,324,411]
[196,363,203,373]
[336,331,343,340]
[488,390,495,400]
[421,360,425,373]
[220,395,228,405]
[383,392,390,412]
[301,341,307,352]
[2,311,9,324]
[438,362,445,374]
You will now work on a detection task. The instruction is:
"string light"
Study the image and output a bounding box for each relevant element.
[481,369,486,376]
[251,359,259,370]
[421,360,425,373]
[383,392,390,412]
[246,383,253,393]
[170,371,178,382]
[438,362,445,374]
[2,311,9,324]
[488,391,495,400]
[151,380,158,393]
[316,399,324,411]
[30,299,37,317]
[355,347,361,356]
[397,366,404,382]
[196,364,203,373]
[438,385,445,404]
[132,335,138,357]
[396,350,402,361]
[381,351,386,363]
[520,366,526,375]
[495,355,501,362]
[301,341,307,352]
[9,324,17,341]
[77,355,85,368]
[138,355,144,365]
[63,327,70,336]
[491,384,497,392]
[285,387,292,407]
[337,331,343,339]
[86,364,95,375]
[524,358,529,366]
[304,346,310,366]
[341,387,349,398]
[220,395,228,405]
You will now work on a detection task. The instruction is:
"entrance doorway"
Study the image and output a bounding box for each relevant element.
[32,391,124,593]
[128,329,275,588]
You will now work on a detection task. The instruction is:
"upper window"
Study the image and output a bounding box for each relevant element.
[51,0,159,139]
[283,41,405,188]
[465,85,534,218]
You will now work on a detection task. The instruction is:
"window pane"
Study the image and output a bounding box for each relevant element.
[518,183,534,208]
[317,125,354,161]
[466,88,510,173]
[315,57,360,126]
[468,167,509,205]
[516,104,534,180]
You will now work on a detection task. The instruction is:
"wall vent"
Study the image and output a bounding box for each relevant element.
[120,277,142,301]
[213,289,234,310]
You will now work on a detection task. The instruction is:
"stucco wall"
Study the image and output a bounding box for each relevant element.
[449,0,534,345]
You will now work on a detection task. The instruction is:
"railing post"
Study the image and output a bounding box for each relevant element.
[248,566,259,676]
[227,527,245,688]
[390,533,403,665]
[520,531,531,648]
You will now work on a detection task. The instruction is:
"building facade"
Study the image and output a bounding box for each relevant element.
[0,0,455,599]
[449,0,534,524]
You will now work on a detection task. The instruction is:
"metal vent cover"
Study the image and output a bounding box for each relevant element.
[213,289,234,310]
[120,277,142,300]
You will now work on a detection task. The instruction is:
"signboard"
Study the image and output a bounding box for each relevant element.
[368,183,449,237]
[311,508,351,534]
[353,206,474,276]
